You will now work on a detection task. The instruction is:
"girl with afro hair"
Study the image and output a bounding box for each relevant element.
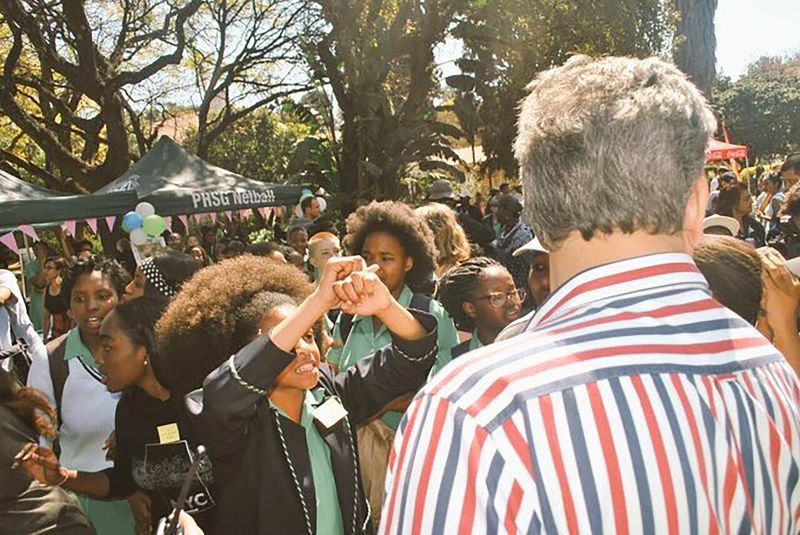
[329,201,458,376]
[152,254,440,534]
[327,201,459,523]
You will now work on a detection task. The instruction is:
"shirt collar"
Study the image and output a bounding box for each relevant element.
[469,330,483,351]
[530,252,709,329]
[270,389,322,428]
[64,327,97,368]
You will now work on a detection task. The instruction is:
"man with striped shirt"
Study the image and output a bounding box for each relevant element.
[381,55,800,534]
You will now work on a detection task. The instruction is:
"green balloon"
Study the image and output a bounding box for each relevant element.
[142,215,166,237]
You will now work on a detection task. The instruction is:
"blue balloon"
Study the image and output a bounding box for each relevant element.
[122,211,143,233]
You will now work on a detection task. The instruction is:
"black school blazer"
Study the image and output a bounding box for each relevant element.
[186,310,438,535]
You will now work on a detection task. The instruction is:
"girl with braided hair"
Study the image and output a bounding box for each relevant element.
[436,257,525,359]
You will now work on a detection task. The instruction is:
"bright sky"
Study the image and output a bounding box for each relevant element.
[716,0,800,78]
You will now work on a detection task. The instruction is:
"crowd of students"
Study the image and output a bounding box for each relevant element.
[0,174,544,534]
[1,53,800,535]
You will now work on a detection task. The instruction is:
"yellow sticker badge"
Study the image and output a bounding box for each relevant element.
[157,423,181,444]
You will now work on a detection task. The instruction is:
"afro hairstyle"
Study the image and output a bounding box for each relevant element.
[155,255,312,395]
[344,201,438,293]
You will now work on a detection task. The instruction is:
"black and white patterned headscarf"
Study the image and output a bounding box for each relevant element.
[140,256,178,299]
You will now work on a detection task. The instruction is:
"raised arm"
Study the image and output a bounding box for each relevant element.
[327,267,438,425]
[188,256,369,456]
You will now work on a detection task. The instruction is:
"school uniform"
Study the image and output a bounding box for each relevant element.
[186,310,438,535]
[26,328,135,534]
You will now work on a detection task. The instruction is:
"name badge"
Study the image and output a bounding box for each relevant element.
[157,423,181,444]
[314,397,348,431]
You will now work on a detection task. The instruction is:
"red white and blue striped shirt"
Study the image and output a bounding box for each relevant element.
[380,253,800,534]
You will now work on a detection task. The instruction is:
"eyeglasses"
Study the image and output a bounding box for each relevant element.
[474,288,526,308]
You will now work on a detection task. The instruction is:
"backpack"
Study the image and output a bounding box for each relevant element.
[45,333,70,429]
[337,293,433,346]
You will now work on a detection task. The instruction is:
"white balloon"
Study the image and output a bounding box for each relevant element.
[130,228,148,245]
[316,196,327,213]
[294,204,303,218]
[135,202,156,218]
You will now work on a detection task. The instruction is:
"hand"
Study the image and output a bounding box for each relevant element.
[176,511,204,535]
[315,256,368,309]
[12,443,63,485]
[127,491,152,535]
[757,247,800,330]
[333,266,393,317]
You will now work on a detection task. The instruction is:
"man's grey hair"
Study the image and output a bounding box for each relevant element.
[514,55,716,249]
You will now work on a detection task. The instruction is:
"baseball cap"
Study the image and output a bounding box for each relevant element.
[513,236,548,257]
[703,214,740,237]
[785,257,800,280]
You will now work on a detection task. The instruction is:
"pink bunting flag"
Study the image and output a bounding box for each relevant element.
[18,224,38,241]
[178,214,189,228]
[0,232,18,254]
[240,209,250,219]
[225,210,235,221]
[164,216,173,230]
[63,220,77,236]
[86,218,98,234]
[258,207,268,218]
[209,212,217,223]
[105,216,116,232]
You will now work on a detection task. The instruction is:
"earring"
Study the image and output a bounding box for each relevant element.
[143,360,148,366]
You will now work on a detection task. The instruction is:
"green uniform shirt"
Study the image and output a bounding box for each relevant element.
[64,327,99,368]
[469,330,484,352]
[271,390,344,535]
[327,285,459,430]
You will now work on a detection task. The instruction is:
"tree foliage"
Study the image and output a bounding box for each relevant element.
[307,0,467,202]
[186,0,314,159]
[0,0,201,192]
[451,0,669,179]
[184,101,337,189]
[714,53,800,159]
[0,0,682,200]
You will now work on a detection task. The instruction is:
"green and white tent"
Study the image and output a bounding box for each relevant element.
[0,169,137,231]
[96,136,306,216]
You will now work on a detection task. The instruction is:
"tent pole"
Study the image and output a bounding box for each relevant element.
[20,232,30,301]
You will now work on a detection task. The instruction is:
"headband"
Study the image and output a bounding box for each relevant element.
[140,257,178,299]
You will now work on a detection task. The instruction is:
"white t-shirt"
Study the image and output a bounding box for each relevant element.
[27,329,120,471]
[766,192,786,220]
[0,269,45,372]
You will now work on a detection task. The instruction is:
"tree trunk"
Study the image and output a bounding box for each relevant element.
[672,0,718,100]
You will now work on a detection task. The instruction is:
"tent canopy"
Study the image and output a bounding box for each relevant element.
[0,170,137,231]
[706,138,748,162]
[97,136,307,216]
[0,168,67,201]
